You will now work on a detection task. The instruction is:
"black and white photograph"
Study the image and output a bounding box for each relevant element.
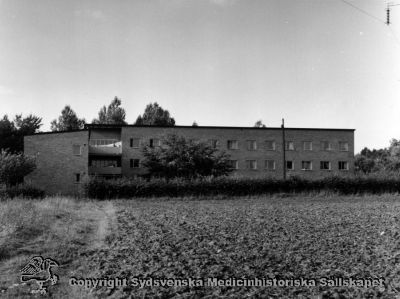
[1,0,400,297]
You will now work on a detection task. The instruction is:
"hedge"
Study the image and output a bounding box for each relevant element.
[0,184,45,199]
[84,176,400,199]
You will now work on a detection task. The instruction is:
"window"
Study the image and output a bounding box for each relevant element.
[149,138,160,148]
[339,161,349,170]
[246,160,257,170]
[321,141,332,151]
[247,140,257,151]
[72,144,82,156]
[320,161,331,170]
[265,140,276,150]
[339,142,349,151]
[228,160,239,170]
[303,141,312,151]
[227,140,239,150]
[130,138,140,148]
[209,139,219,148]
[75,173,80,183]
[285,141,294,151]
[130,159,140,168]
[286,160,294,170]
[265,160,275,170]
[301,161,312,170]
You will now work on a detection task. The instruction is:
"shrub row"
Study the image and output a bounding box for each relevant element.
[84,176,400,199]
[0,184,45,199]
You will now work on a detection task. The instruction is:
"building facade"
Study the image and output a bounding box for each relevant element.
[24,125,355,195]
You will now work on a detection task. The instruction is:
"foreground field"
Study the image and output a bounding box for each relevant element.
[1,195,400,298]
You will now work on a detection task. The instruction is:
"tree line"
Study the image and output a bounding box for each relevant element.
[51,97,176,130]
[0,98,175,153]
[355,139,400,174]
[1,95,268,154]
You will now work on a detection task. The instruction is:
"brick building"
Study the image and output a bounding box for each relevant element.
[24,124,355,195]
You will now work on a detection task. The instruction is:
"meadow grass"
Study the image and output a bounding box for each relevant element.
[0,197,112,298]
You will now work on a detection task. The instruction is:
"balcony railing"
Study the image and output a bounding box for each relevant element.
[89,139,120,146]
[89,166,122,175]
[89,139,122,155]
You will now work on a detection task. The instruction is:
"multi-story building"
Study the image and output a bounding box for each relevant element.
[24,124,355,195]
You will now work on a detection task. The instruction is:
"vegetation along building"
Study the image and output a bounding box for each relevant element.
[24,124,355,195]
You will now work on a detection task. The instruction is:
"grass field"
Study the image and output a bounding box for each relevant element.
[1,195,400,298]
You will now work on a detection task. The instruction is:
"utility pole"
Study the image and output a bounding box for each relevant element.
[386,2,400,25]
[281,118,286,180]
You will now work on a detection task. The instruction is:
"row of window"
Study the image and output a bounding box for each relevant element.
[228,160,349,171]
[127,158,349,171]
[128,138,349,152]
[90,160,119,168]
[89,159,141,168]
[228,140,349,151]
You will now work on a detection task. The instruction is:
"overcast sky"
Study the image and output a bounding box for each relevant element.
[1,0,400,152]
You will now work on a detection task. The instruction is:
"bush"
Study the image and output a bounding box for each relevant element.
[0,150,36,186]
[0,184,45,199]
[84,175,400,199]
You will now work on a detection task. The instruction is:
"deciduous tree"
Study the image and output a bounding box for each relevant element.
[51,105,85,131]
[0,150,36,186]
[92,97,127,124]
[142,134,232,179]
[135,102,175,126]
[0,114,42,153]
[254,120,266,128]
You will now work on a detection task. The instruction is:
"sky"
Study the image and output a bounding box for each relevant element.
[1,0,400,152]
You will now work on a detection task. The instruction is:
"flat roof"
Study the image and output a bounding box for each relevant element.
[85,124,355,131]
[25,125,355,136]
[25,129,88,136]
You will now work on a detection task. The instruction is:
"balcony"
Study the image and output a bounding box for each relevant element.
[89,166,122,175]
[89,139,122,156]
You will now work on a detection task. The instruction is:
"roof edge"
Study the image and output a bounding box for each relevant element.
[25,125,356,136]
[84,124,355,132]
[24,129,88,136]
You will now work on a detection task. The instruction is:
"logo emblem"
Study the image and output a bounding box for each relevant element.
[20,256,59,295]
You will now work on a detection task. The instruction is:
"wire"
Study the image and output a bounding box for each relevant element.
[340,0,386,24]
[388,25,400,47]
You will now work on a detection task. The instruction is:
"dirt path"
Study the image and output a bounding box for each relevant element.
[92,201,116,249]
[56,200,118,299]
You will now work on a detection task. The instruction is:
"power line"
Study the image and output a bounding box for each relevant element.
[340,0,386,24]
[388,25,400,47]
[339,1,400,50]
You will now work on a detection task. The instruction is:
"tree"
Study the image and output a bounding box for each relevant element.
[15,114,42,135]
[92,97,127,124]
[135,102,175,126]
[354,155,376,174]
[0,115,17,152]
[141,134,233,179]
[0,114,42,153]
[389,139,400,157]
[192,121,198,127]
[355,146,391,173]
[0,150,36,186]
[51,106,85,131]
[254,120,266,128]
